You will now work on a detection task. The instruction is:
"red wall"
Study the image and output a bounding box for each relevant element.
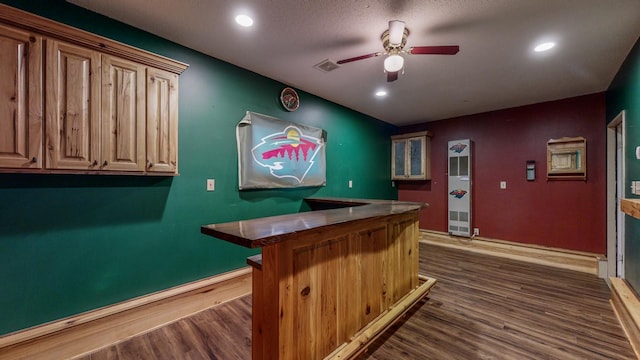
[399,93,606,254]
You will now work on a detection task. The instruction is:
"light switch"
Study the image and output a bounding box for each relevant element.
[207,179,215,191]
[348,180,353,188]
[500,181,507,189]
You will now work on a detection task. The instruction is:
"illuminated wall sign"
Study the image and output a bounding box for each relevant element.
[236,111,326,190]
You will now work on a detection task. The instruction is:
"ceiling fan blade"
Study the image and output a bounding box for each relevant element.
[388,20,406,45]
[387,71,398,82]
[336,52,382,64]
[408,46,460,55]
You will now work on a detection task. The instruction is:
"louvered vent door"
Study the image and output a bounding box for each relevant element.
[448,139,472,237]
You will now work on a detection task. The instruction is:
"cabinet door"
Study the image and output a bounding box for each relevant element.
[146,67,178,173]
[407,136,426,179]
[391,139,406,179]
[101,55,145,171]
[0,24,42,169]
[45,40,101,170]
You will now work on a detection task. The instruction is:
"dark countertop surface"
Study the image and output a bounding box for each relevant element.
[201,197,427,248]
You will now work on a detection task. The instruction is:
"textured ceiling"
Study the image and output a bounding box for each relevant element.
[68,0,640,126]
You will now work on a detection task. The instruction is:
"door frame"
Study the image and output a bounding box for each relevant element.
[607,110,626,280]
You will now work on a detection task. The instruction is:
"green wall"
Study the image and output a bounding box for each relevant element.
[607,36,640,294]
[0,0,397,335]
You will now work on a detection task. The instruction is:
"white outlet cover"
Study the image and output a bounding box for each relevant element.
[207,179,215,191]
[500,181,507,189]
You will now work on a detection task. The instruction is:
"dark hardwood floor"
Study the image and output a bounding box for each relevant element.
[363,244,634,360]
[83,243,634,360]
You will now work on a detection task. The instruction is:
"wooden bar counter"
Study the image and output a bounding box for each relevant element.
[201,198,435,360]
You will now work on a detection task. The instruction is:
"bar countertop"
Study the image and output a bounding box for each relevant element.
[200,197,427,248]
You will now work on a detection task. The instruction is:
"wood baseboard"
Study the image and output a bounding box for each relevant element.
[610,277,640,358]
[0,267,252,360]
[419,230,599,275]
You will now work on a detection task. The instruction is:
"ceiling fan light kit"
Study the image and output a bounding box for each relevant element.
[381,24,409,51]
[384,54,404,72]
[337,20,460,82]
[387,20,406,45]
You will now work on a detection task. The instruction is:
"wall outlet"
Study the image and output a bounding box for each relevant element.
[473,228,479,236]
[207,179,215,191]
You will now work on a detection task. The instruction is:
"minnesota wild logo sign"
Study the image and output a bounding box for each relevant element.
[449,143,467,153]
[449,189,467,199]
[237,112,326,189]
[251,126,322,183]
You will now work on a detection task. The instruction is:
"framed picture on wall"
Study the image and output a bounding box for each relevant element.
[546,136,586,180]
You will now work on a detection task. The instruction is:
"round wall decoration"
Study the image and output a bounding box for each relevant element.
[280,87,300,111]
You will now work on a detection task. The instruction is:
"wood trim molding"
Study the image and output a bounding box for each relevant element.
[621,199,640,220]
[390,130,433,140]
[420,230,599,275]
[0,4,188,74]
[610,277,640,358]
[0,267,251,360]
[0,168,179,176]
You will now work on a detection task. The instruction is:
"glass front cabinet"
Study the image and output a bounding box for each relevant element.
[391,131,432,180]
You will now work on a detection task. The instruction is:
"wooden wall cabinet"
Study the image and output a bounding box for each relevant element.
[0,4,188,175]
[45,39,101,170]
[100,55,147,172]
[0,24,43,169]
[391,131,432,180]
[146,68,179,173]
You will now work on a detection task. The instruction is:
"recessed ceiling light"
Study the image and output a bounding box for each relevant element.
[534,42,555,52]
[235,14,254,27]
[375,90,387,97]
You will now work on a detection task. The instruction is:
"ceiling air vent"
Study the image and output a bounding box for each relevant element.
[314,59,340,72]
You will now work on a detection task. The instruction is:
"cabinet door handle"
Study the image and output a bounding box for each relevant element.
[103,160,109,167]
[148,162,154,168]
[30,157,37,163]
[92,160,98,166]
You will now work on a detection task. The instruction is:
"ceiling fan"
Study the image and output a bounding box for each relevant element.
[337,20,459,82]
